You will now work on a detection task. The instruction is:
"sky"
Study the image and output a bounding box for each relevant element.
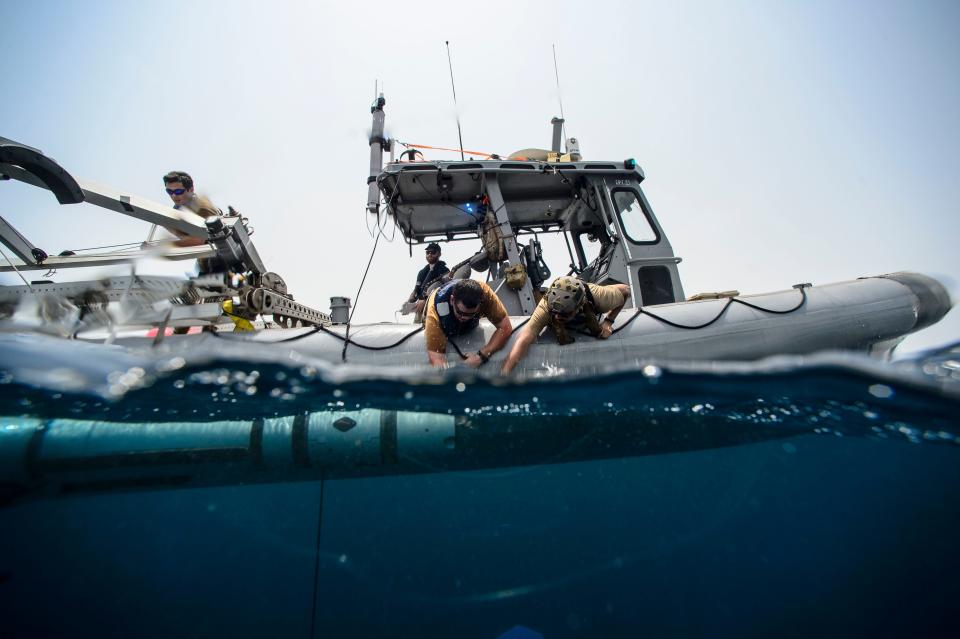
[2,0,958,354]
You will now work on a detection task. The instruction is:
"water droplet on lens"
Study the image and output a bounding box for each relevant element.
[868,384,893,399]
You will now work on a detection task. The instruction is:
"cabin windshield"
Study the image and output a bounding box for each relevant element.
[611,188,658,244]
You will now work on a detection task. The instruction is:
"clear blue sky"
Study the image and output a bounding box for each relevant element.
[2,0,958,353]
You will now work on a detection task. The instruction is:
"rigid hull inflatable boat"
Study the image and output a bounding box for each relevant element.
[196,272,949,372]
[0,95,953,372]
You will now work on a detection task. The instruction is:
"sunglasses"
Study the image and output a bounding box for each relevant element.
[165,188,187,196]
[453,303,480,319]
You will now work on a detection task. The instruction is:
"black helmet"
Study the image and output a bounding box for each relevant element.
[425,242,441,254]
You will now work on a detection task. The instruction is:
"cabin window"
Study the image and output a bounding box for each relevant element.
[612,189,659,245]
[637,265,676,305]
[572,232,603,270]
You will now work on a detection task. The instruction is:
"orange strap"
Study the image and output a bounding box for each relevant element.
[398,141,498,159]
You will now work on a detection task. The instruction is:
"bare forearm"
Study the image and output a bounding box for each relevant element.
[172,236,206,247]
[501,330,535,374]
[606,285,631,321]
[482,320,513,357]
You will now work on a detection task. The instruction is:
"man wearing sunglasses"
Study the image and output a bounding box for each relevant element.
[501,276,630,374]
[424,279,513,368]
[163,170,228,279]
[407,242,450,322]
[162,171,221,248]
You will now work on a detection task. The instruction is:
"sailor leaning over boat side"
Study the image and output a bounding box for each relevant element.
[424,279,513,368]
[501,276,630,374]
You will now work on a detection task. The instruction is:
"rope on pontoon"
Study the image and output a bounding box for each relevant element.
[607,284,810,336]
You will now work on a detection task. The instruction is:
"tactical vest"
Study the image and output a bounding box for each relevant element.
[549,283,603,345]
[434,280,480,337]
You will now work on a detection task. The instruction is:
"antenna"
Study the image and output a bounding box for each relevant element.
[552,44,567,142]
[445,41,466,161]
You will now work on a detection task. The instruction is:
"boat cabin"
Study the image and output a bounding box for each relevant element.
[367,98,685,316]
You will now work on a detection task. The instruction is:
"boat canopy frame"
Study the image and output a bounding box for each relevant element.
[375,159,686,313]
[366,95,685,314]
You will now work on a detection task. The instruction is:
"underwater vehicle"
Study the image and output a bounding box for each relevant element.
[0,405,799,502]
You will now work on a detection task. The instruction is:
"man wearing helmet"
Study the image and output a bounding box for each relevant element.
[424,279,513,368]
[501,277,630,374]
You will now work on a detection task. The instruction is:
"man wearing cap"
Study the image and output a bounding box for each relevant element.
[501,276,630,374]
[424,278,513,368]
[408,242,450,322]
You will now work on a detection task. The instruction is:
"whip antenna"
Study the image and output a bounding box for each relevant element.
[552,44,567,141]
[445,41,465,161]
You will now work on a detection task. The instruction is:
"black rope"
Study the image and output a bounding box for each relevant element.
[308,470,326,639]
[320,324,424,350]
[341,226,384,362]
[609,309,642,336]
[209,317,426,348]
[599,285,809,336]
[276,326,321,342]
[731,291,807,314]
[217,287,807,358]
[447,337,469,361]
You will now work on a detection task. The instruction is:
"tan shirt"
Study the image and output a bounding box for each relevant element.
[424,280,508,353]
[525,282,626,337]
[178,193,221,221]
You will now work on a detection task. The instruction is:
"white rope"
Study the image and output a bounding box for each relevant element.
[0,244,34,291]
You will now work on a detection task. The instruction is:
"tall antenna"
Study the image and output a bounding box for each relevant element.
[552,44,567,141]
[445,41,466,161]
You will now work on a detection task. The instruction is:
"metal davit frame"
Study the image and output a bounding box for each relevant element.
[0,136,331,330]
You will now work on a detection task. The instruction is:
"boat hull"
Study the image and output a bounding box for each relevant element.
[159,272,951,372]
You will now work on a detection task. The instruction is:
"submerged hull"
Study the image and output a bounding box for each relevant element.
[135,272,950,372]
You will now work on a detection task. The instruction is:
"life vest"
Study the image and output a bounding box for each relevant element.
[549,283,603,345]
[433,280,480,337]
[415,261,449,299]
